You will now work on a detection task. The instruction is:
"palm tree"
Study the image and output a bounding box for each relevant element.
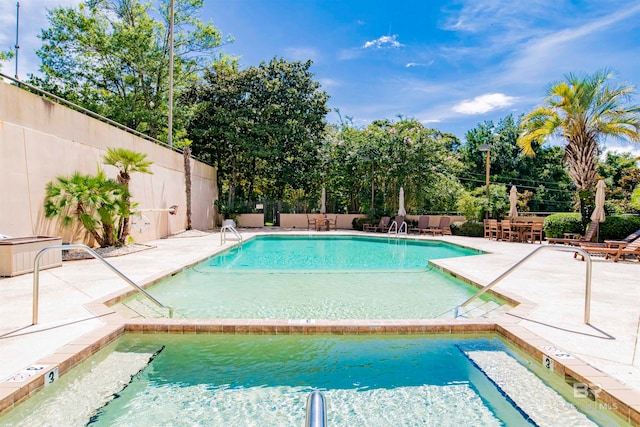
[518,69,640,224]
[102,147,153,245]
[44,171,128,247]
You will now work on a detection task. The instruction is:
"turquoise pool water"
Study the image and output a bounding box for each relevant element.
[210,235,481,271]
[0,335,625,426]
[5,334,622,426]
[128,235,497,319]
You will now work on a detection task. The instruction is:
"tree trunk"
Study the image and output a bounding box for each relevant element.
[118,172,131,246]
[183,146,193,230]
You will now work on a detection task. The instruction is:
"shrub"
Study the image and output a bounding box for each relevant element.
[599,215,640,241]
[544,213,640,241]
[543,213,582,238]
[451,221,484,237]
[352,217,369,231]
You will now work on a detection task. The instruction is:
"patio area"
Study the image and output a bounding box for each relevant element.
[1,229,640,417]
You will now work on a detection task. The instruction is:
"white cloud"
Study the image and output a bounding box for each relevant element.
[284,47,320,63]
[318,78,340,88]
[406,61,434,68]
[452,93,517,115]
[362,35,403,49]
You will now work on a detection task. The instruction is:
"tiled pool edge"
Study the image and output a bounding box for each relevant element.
[3,319,640,425]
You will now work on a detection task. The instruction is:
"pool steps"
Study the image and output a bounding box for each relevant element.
[5,349,162,426]
[464,350,597,427]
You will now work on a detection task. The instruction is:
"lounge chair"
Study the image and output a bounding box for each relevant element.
[363,216,390,233]
[547,221,599,246]
[429,216,452,236]
[577,228,640,250]
[410,215,431,234]
[577,237,640,262]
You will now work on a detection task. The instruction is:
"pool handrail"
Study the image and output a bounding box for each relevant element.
[32,244,173,325]
[455,245,592,324]
[220,223,243,245]
[305,391,327,427]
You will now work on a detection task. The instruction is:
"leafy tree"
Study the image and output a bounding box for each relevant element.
[460,115,574,213]
[44,170,129,247]
[518,69,640,225]
[30,0,233,140]
[631,185,640,211]
[321,118,464,216]
[102,147,153,244]
[597,151,640,213]
[0,51,14,71]
[186,58,329,218]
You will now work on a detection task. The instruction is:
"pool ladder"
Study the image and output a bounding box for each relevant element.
[220,220,243,245]
[387,219,407,235]
[31,244,173,325]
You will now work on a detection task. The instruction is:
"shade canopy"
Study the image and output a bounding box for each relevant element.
[509,185,518,219]
[398,187,406,216]
[590,180,606,223]
[320,187,326,214]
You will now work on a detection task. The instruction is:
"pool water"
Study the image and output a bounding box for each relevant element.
[89,335,534,426]
[0,334,625,426]
[210,235,482,271]
[126,235,498,319]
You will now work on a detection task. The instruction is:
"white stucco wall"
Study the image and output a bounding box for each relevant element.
[0,81,217,244]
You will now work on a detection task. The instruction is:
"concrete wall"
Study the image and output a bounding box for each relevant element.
[0,81,217,244]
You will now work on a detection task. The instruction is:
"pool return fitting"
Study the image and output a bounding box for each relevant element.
[31,244,173,325]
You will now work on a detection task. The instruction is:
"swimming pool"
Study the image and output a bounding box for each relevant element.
[121,235,501,319]
[1,334,625,426]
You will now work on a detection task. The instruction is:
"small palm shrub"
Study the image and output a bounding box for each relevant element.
[44,170,129,247]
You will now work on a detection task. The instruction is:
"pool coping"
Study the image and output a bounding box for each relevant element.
[2,234,640,425]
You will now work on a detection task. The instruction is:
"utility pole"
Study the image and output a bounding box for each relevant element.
[167,0,175,148]
[14,2,20,79]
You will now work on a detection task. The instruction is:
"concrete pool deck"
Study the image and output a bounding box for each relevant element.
[1,229,640,420]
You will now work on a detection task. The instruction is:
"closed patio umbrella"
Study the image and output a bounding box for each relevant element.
[320,187,326,214]
[509,185,518,219]
[591,180,606,223]
[398,187,406,216]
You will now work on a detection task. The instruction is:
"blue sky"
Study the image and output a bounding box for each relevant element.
[2,0,640,154]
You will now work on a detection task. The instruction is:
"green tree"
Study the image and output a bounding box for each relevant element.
[187,58,329,218]
[321,118,463,216]
[102,147,153,245]
[44,170,129,247]
[0,51,14,71]
[598,151,640,213]
[518,69,640,224]
[461,115,574,213]
[30,0,233,140]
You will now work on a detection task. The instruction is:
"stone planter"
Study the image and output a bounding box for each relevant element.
[0,236,62,277]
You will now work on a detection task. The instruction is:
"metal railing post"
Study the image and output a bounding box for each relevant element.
[305,391,327,427]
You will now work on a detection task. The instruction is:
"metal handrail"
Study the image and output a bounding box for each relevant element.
[220,225,243,245]
[387,220,407,234]
[305,391,327,427]
[32,244,172,325]
[455,245,593,324]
